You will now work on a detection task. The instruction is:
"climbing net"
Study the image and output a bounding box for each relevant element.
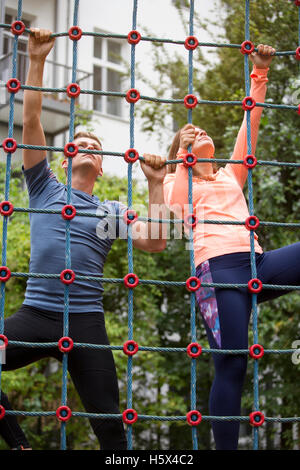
[0,0,300,451]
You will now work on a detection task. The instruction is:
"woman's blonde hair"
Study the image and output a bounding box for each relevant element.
[167,127,217,174]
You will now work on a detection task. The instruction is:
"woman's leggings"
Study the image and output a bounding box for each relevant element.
[0,305,127,450]
[195,242,300,450]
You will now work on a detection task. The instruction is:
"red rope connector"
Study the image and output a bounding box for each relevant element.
[124,148,139,163]
[243,154,257,169]
[11,20,25,36]
[2,138,17,154]
[58,336,74,353]
[127,30,141,45]
[124,273,139,288]
[66,83,81,98]
[248,278,263,294]
[68,26,82,40]
[182,152,197,168]
[126,88,140,103]
[56,405,72,422]
[242,97,256,111]
[240,40,255,55]
[0,405,5,420]
[62,205,76,221]
[0,334,8,350]
[298,104,300,115]
[245,215,260,231]
[186,276,201,292]
[6,78,21,93]
[0,267,11,282]
[249,411,265,427]
[184,214,198,229]
[0,201,14,217]
[64,142,78,158]
[249,344,264,359]
[295,1,300,6]
[186,410,202,426]
[123,340,139,356]
[187,342,202,358]
[184,94,198,109]
[122,408,138,424]
[184,36,199,50]
[60,269,75,285]
[123,210,138,225]
[295,46,300,61]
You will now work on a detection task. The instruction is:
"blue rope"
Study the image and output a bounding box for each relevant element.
[59,0,81,450]
[186,0,198,451]
[244,0,260,450]
[0,0,299,451]
[124,0,139,451]
[0,0,23,405]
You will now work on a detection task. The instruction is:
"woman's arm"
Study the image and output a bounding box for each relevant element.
[227,44,276,188]
[163,124,198,211]
[163,153,189,210]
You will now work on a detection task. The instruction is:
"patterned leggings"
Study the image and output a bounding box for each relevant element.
[195,243,300,450]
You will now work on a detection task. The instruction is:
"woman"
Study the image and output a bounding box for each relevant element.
[163,44,300,450]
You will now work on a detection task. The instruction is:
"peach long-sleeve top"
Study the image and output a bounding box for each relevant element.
[163,66,269,268]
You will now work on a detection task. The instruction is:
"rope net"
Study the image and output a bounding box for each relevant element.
[0,0,300,450]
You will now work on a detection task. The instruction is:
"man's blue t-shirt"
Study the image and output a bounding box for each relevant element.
[22,158,128,313]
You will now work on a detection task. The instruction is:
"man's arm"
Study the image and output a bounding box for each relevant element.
[23,28,55,170]
[132,154,167,253]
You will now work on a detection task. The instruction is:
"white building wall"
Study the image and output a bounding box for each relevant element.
[1,0,220,180]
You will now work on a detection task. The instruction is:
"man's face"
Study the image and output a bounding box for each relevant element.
[63,136,103,177]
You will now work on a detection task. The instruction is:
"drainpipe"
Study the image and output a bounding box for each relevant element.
[0,0,6,57]
[64,0,70,85]
[53,0,58,88]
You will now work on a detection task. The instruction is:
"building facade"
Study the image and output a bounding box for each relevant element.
[0,0,194,179]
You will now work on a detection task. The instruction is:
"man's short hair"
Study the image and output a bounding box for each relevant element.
[74,131,102,148]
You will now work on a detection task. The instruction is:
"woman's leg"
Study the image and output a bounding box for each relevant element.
[257,241,300,303]
[196,254,253,450]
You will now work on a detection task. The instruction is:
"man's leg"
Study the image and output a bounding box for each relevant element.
[0,392,31,449]
[1,304,56,449]
[66,312,127,450]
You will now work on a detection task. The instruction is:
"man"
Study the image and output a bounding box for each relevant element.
[0,28,166,450]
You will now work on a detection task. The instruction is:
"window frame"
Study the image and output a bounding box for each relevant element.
[93,31,126,119]
[2,11,32,83]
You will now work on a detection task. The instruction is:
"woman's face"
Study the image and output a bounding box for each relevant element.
[191,127,215,158]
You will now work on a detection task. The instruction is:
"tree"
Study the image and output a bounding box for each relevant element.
[135,0,300,449]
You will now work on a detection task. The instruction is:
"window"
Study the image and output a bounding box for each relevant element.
[93,33,125,118]
[2,12,31,83]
